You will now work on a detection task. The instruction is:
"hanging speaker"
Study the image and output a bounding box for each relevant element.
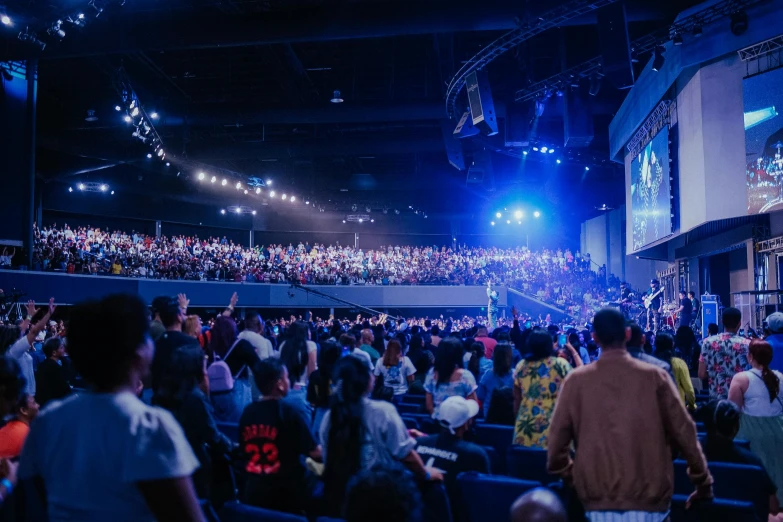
[466,70,498,136]
[597,3,634,89]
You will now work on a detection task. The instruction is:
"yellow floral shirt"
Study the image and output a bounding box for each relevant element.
[513,356,572,448]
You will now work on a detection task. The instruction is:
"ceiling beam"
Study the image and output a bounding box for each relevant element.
[1,1,663,60]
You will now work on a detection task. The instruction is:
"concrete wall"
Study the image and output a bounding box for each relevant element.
[0,270,507,309]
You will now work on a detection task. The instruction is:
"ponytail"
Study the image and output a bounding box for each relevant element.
[323,356,370,513]
[749,339,780,403]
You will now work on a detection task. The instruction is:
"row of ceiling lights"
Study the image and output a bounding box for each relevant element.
[491,209,541,226]
[67,183,114,194]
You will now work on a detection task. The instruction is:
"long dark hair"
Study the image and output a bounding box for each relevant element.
[493,343,513,377]
[281,321,309,384]
[324,356,371,512]
[435,338,464,386]
[467,341,485,381]
[526,328,554,362]
[208,315,238,360]
[750,339,780,403]
[316,341,343,403]
[654,332,675,365]
[156,345,205,413]
[382,339,402,367]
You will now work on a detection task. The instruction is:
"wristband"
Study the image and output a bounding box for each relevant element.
[25,315,32,321]
[1,478,12,496]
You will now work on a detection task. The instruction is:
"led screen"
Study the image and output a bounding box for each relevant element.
[630,127,672,251]
[745,67,783,214]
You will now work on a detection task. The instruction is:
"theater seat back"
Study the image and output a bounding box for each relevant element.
[457,472,541,522]
[219,501,307,522]
[506,445,558,484]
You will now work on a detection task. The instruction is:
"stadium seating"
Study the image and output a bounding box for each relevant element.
[402,394,427,406]
[219,501,307,521]
[506,446,559,485]
[673,460,769,521]
[396,403,424,415]
[419,482,453,522]
[216,421,240,443]
[457,472,541,522]
[670,494,756,522]
[401,416,421,431]
[473,423,514,461]
[479,445,502,475]
[401,413,439,434]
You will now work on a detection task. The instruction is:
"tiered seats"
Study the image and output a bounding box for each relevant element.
[506,446,558,485]
[473,423,514,463]
[670,494,756,522]
[457,472,542,522]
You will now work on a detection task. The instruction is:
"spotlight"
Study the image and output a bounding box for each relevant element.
[210,176,216,183]
[165,162,170,167]
[331,90,344,103]
[305,200,310,205]
[131,107,139,117]
[244,189,248,195]
[78,183,85,190]
[370,219,375,223]
[541,146,548,153]
[282,194,287,200]
[730,10,748,36]
[100,184,108,192]
[358,218,363,223]
[342,220,346,224]
[585,166,590,171]
[506,220,511,224]
[146,153,152,159]
[255,187,261,194]
[532,147,539,152]
[236,182,242,189]
[251,210,257,215]
[518,221,522,225]
[652,45,665,72]
[490,221,495,226]
[290,196,296,202]
[534,211,541,218]
[130,100,136,109]
[48,20,65,38]
[68,187,73,192]
[496,212,502,218]
[1,15,11,26]
[235,208,241,214]
[124,115,132,123]
[394,209,400,215]
[150,112,159,119]
[270,191,276,198]
[157,148,164,157]
[110,190,115,195]
[114,105,122,111]
[523,151,528,156]
[221,179,227,186]
[78,13,85,20]
[514,210,523,219]
[548,149,554,154]
[672,33,683,46]
[266,179,272,185]
[365,206,371,213]
[220,209,226,215]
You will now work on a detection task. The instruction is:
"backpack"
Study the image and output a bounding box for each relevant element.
[208,340,246,393]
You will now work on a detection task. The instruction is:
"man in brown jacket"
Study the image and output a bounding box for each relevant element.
[547,308,713,521]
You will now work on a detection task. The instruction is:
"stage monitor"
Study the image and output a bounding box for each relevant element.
[745,66,783,214]
[630,127,673,252]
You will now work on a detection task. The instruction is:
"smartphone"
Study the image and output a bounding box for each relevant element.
[273,326,279,335]
[558,334,567,348]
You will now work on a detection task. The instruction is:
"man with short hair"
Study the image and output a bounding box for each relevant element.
[35,338,72,408]
[359,329,380,366]
[239,311,275,360]
[415,396,489,522]
[151,295,200,397]
[510,488,567,522]
[676,290,692,330]
[626,322,673,379]
[548,308,712,521]
[764,311,783,374]
[429,325,442,348]
[474,326,497,359]
[698,307,750,399]
[688,291,700,327]
[240,358,321,513]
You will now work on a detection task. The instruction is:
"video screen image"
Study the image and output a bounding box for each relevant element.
[745,67,783,214]
[630,128,672,252]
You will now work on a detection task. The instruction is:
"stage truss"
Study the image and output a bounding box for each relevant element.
[739,35,783,78]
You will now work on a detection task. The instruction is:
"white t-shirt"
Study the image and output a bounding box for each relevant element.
[237,330,276,360]
[19,391,199,522]
[279,340,318,386]
[374,356,416,395]
[350,349,373,371]
[8,336,35,395]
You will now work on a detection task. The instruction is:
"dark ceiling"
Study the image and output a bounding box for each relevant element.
[0,0,703,226]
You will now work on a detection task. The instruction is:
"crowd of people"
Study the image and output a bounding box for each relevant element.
[28,223,618,321]
[2,285,783,521]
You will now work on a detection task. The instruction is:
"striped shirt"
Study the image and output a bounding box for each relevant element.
[587,511,669,522]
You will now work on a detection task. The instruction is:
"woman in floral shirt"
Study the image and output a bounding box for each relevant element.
[513,329,573,448]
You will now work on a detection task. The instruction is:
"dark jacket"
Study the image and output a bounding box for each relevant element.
[35,358,72,407]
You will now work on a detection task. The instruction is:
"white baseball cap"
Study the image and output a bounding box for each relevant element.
[436,396,480,434]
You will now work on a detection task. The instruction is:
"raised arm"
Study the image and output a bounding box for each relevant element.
[221,292,238,317]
